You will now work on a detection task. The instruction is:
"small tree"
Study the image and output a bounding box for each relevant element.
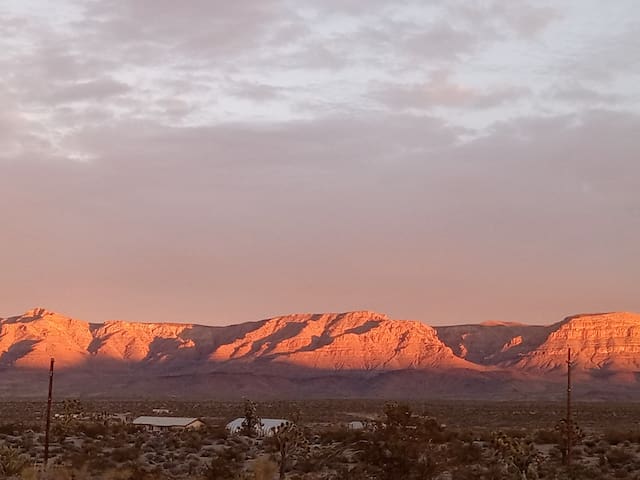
[491,431,542,480]
[362,403,443,480]
[383,401,412,428]
[555,418,584,466]
[55,398,84,438]
[241,399,262,437]
[272,421,307,480]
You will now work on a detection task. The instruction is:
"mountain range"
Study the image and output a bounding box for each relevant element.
[1,308,640,400]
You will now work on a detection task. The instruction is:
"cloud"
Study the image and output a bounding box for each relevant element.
[80,0,295,63]
[45,78,131,103]
[453,0,559,38]
[0,0,639,324]
[550,84,621,105]
[565,26,640,83]
[2,109,639,323]
[226,81,284,102]
[404,22,478,60]
[372,70,529,110]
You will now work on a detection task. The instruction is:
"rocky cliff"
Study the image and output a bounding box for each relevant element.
[514,312,640,379]
[435,322,552,365]
[2,308,640,399]
[0,309,477,372]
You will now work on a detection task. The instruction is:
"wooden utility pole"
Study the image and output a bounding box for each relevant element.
[44,357,54,468]
[566,348,572,468]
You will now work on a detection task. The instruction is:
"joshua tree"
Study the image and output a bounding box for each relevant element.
[491,431,542,480]
[272,421,307,480]
[61,399,84,425]
[241,399,262,437]
[555,418,584,466]
[363,403,443,480]
[52,398,85,441]
[383,401,412,428]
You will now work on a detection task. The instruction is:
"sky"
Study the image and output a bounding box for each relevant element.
[1,0,639,326]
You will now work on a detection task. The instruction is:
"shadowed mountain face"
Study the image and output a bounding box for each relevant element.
[2,308,640,399]
[435,322,553,366]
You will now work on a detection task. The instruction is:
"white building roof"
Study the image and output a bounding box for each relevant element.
[133,416,200,427]
[226,418,245,432]
[348,421,365,429]
[226,418,289,435]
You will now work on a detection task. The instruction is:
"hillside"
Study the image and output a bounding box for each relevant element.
[2,308,640,399]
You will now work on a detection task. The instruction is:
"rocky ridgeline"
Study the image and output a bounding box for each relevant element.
[2,308,640,398]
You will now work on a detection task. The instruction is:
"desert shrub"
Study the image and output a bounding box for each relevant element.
[101,465,163,480]
[78,421,108,438]
[538,462,602,480]
[202,447,243,480]
[533,428,561,444]
[447,439,482,465]
[32,466,76,480]
[110,423,140,436]
[179,429,204,451]
[0,444,29,477]
[603,429,640,445]
[111,446,140,463]
[326,465,370,480]
[500,427,527,439]
[360,404,447,480]
[88,454,117,472]
[19,431,35,452]
[0,424,18,435]
[605,446,634,467]
[384,402,412,427]
[205,424,229,440]
[67,450,92,469]
[317,427,365,445]
[448,463,487,480]
[254,456,278,480]
[454,429,475,443]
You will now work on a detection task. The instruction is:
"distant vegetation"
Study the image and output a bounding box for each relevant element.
[1,399,640,478]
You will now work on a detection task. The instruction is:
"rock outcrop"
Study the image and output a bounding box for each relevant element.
[0,309,477,372]
[514,312,640,379]
[209,311,478,371]
[2,308,640,399]
[435,322,552,365]
[0,308,94,368]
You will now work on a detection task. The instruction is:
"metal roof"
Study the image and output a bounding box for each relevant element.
[132,416,200,427]
[226,418,289,434]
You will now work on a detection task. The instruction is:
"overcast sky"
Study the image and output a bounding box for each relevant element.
[1,0,639,326]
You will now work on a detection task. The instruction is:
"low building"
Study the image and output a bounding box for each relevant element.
[108,412,133,424]
[226,418,289,437]
[132,416,204,432]
[347,420,366,430]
